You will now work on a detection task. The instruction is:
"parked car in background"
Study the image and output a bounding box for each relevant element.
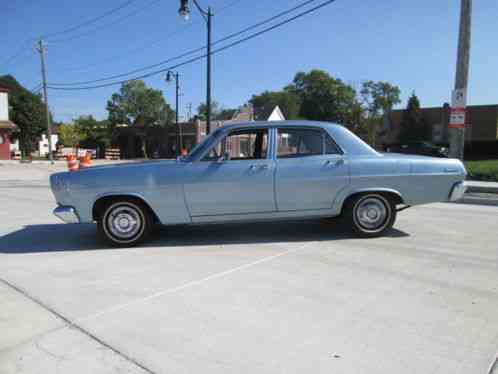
[50,121,467,247]
[385,142,449,158]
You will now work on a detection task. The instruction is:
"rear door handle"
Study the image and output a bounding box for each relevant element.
[249,164,270,170]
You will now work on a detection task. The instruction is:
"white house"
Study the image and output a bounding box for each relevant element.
[267,106,286,121]
[10,138,19,152]
[38,133,58,157]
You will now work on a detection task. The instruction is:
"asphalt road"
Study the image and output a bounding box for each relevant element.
[1,163,498,374]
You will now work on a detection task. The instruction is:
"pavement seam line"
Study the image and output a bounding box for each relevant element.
[489,355,498,374]
[76,244,306,324]
[0,277,157,374]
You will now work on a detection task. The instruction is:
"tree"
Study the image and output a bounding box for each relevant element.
[217,108,237,121]
[196,101,239,121]
[399,93,429,143]
[250,90,301,120]
[58,123,83,148]
[106,80,174,158]
[0,75,47,156]
[74,115,112,156]
[285,70,357,124]
[196,101,220,121]
[359,81,401,146]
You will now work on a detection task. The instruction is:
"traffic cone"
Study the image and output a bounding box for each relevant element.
[79,152,92,169]
[67,154,79,172]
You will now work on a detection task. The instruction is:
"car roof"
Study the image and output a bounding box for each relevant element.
[214,120,378,157]
[216,120,340,132]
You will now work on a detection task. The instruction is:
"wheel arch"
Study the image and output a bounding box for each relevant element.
[338,188,404,215]
[92,193,160,223]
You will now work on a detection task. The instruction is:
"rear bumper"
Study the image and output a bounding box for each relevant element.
[449,181,467,201]
[53,205,80,224]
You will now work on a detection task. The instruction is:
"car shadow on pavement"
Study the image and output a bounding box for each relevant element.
[0,220,409,254]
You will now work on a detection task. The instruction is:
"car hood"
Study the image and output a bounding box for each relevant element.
[81,159,177,171]
[50,159,183,195]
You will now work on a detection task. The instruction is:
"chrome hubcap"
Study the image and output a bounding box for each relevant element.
[355,197,388,230]
[107,206,142,239]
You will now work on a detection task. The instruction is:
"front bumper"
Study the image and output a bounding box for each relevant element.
[449,181,467,201]
[53,205,80,224]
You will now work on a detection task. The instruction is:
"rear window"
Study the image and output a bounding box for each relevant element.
[277,128,342,158]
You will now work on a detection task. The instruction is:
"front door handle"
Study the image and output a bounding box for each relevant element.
[324,159,344,167]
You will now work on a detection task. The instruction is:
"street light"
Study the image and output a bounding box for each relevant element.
[178,0,213,135]
[165,70,181,156]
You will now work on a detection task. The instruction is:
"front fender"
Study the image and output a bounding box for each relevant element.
[91,192,159,220]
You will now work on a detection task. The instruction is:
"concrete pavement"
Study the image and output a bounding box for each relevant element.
[466,180,498,194]
[1,164,498,374]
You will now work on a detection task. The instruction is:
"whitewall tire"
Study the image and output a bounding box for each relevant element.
[97,200,152,247]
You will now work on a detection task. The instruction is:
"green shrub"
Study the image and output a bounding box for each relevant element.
[465,160,498,181]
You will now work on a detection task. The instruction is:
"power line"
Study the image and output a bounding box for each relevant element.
[48,0,338,91]
[50,0,244,73]
[1,0,142,69]
[47,0,163,43]
[49,0,320,86]
[0,39,35,69]
[42,0,139,40]
[30,83,42,92]
[51,21,200,73]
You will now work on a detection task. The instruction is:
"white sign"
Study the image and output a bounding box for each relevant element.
[452,89,467,108]
[449,107,466,128]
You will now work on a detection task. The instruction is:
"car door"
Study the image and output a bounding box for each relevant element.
[274,127,349,211]
[183,128,276,217]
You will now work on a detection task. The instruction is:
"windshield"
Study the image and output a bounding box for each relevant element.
[185,128,224,162]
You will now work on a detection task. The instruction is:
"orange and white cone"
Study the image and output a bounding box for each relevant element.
[67,155,79,172]
[79,152,92,169]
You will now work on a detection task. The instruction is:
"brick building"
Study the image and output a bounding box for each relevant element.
[0,87,18,160]
[379,103,498,158]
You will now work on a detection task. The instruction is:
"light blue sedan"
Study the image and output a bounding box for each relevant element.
[50,121,467,247]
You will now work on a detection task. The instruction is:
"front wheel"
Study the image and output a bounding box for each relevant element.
[345,193,397,237]
[97,200,152,247]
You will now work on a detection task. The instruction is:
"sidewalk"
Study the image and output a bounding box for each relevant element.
[466,180,498,194]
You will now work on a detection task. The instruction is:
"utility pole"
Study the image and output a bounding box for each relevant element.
[206,7,212,135]
[186,103,192,122]
[36,40,54,164]
[449,0,472,160]
[166,71,181,156]
[175,74,182,154]
[179,1,213,135]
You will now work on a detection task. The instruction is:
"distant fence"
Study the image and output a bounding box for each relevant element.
[105,148,121,160]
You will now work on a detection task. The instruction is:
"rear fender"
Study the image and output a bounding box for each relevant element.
[333,187,404,214]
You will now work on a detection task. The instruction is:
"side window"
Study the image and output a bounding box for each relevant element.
[325,132,342,155]
[201,142,223,161]
[201,129,268,161]
[277,129,323,158]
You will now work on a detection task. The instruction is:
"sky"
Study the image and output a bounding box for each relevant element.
[2,0,497,123]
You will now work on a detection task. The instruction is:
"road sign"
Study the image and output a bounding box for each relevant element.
[449,107,466,129]
[452,89,467,108]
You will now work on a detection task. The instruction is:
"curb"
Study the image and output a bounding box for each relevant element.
[459,195,498,207]
[466,185,498,194]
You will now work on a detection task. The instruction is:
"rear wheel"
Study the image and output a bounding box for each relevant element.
[345,193,396,237]
[97,200,152,247]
